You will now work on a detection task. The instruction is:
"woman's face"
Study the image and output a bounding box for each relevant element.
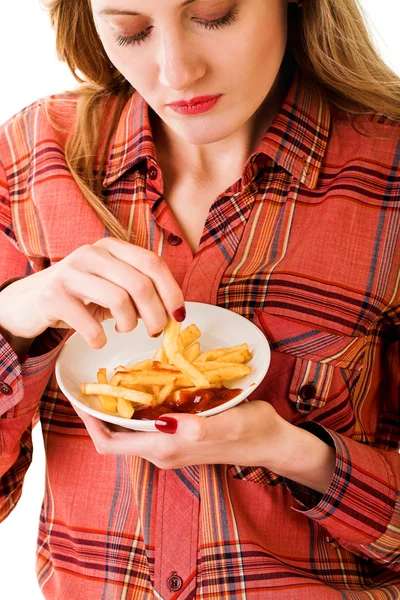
[92,0,291,145]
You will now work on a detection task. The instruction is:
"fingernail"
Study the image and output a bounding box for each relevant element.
[155,417,178,434]
[151,331,163,338]
[173,305,186,323]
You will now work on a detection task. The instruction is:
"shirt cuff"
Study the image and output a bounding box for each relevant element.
[285,422,397,547]
[0,329,70,417]
[0,335,23,415]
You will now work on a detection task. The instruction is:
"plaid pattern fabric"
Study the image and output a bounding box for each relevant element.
[0,71,399,598]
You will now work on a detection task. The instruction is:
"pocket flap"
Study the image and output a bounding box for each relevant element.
[254,310,366,369]
[254,310,366,415]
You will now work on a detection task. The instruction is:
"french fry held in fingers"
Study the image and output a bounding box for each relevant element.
[163,319,210,388]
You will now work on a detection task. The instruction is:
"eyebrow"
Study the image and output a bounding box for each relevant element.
[98,0,196,16]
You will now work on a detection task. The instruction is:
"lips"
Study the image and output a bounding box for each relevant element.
[168,94,221,108]
[167,94,222,115]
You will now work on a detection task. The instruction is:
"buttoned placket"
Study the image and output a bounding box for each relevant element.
[154,469,200,598]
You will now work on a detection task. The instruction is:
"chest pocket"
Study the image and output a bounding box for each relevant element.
[252,309,366,427]
[228,309,368,486]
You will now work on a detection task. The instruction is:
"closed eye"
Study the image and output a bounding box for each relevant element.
[113,8,239,48]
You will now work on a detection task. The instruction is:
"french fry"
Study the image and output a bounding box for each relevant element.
[203,364,251,383]
[114,365,129,372]
[152,361,180,372]
[197,343,249,362]
[174,381,224,404]
[183,342,201,362]
[127,359,154,371]
[96,368,117,413]
[110,372,124,386]
[153,346,168,363]
[117,397,135,419]
[195,361,250,372]
[81,383,155,406]
[111,362,179,386]
[113,362,251,389]
[163,319,209,387]
[156,378,177,405]
[114,370,187,387]
[215,349,253,364]
[123,384,156,394]
[152,384,162,396]
[173,387,199,404]
[180,324,201,348]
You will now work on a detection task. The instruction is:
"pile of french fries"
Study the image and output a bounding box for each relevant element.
[80,318,253,419]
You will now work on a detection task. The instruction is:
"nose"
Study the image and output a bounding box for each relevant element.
[158,30,206,92]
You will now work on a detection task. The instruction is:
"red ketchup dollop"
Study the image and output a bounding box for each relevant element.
[134,387,242,420]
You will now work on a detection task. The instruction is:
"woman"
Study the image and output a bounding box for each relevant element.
[0,0,399,597]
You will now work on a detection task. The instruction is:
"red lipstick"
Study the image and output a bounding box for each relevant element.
[167,94,222,115]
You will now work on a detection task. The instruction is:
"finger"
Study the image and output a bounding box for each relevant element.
[73,405,111,436]
[159,401,263,443]
[75,404,161,456]
[52,288,107,348]
[63,271,138,335]
[79,247,169,336]
[94,239,185,320]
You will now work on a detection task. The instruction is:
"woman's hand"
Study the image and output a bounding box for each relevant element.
[0,238,185,348]
[74,400,336,494]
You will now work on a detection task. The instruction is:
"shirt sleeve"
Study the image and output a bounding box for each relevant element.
[0,333,66,523]
[0,156,66,522]
[285,422,400,571]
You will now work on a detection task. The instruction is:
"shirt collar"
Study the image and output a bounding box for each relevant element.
[103,70,331,190]
[253,71,331,189]
[103,92,157,188]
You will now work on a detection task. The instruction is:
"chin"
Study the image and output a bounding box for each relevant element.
[173,123,236,146]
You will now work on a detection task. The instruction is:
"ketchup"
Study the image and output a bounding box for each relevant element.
[134,387,242,420]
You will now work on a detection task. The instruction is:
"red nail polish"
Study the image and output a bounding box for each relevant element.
[151,331,163,338]
[173,305,186,323]
[155,417,178,434]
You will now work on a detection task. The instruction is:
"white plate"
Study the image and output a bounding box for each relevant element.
[55,302,270,431]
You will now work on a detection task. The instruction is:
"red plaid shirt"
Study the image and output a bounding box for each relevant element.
[0,72,399,599]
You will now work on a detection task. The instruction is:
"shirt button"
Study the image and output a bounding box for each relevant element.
[148,166,158,180]
[299,383,317,401]
[0,382,12,395]
[167,572,183,591]
[167,233,183,247]
[325,536,339,548]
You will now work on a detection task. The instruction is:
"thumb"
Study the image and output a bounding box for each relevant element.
[154,412,210,440]
[155,407,240,441]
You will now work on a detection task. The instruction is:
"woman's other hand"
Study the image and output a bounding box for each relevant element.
[74,400,336,494]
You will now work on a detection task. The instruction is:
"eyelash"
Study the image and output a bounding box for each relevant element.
[113,8,239,48]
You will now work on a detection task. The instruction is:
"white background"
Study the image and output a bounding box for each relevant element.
[1,1,400,599]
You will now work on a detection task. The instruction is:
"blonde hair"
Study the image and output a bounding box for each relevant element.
[43,0,400,240]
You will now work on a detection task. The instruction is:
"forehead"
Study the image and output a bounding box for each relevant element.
[94,0,195,13]
[93,0,232,15]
